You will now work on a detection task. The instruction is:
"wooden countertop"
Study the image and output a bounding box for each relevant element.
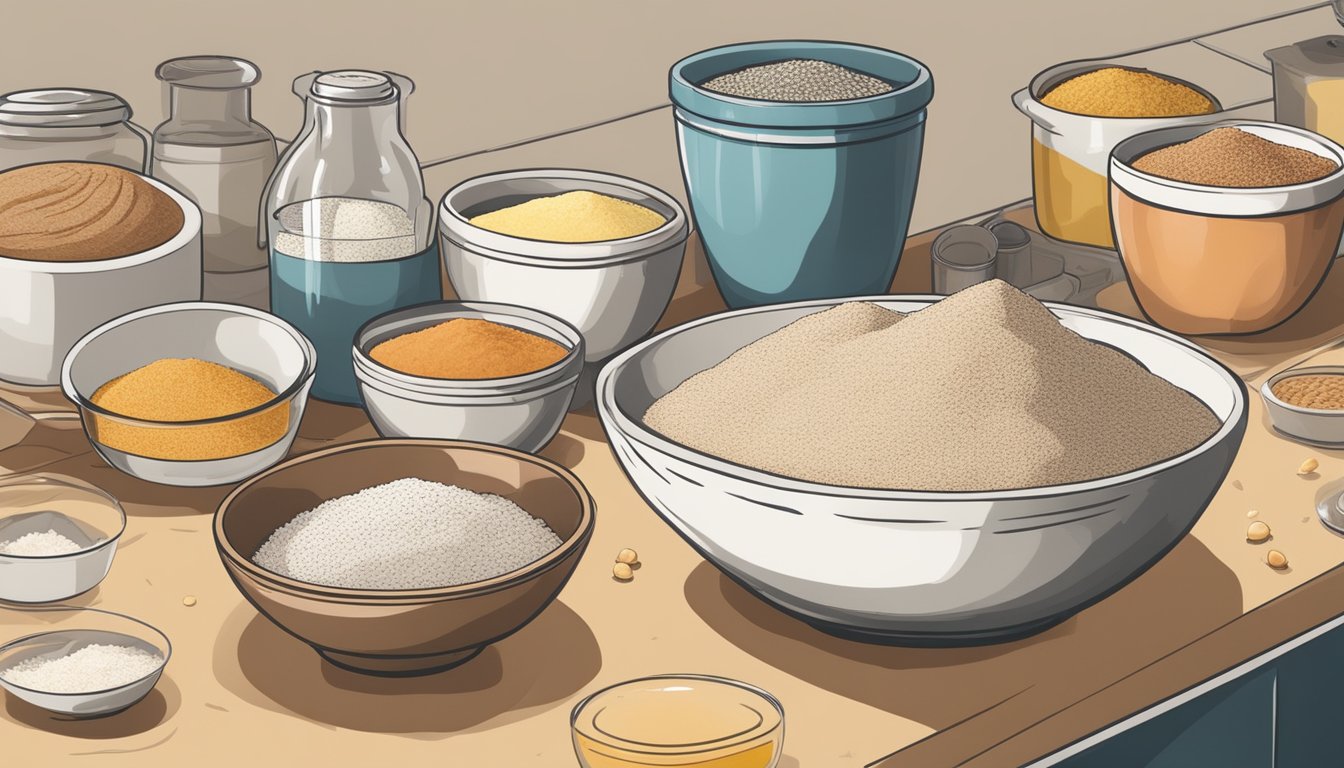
[4,230,1344,768]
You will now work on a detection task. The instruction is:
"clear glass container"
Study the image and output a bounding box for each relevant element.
[0,88,149,173]
[264,70,439,404]
[151,56,277,308]
[1267,36,1344,147]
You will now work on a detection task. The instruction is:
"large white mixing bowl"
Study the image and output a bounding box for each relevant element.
[597,296,1246,644]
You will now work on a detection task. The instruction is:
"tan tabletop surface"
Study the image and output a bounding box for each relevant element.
[4,231,1344,768]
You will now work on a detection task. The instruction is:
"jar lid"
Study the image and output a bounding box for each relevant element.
[0,89,131,128]
[1265,36,1344,78]
[311,71,397,104]
[156,56,261,90]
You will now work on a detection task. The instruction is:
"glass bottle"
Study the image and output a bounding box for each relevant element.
[264,70,438,405]
[0,88,149,172]
[151,56,277,309]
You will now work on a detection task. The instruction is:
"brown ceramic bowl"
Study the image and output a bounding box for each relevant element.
[1110,121,1344,336]
[213,438,594,676]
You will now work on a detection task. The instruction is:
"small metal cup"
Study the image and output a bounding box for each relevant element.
[932,225,998,294]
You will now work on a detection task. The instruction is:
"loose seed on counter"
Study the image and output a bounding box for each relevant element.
[613,562,634,582]
[616,548,639,565]
[182,595,197,607]
[1247,509,1259,518]
[1299,458,1320,475]
[1247,521,1271,542]
[1267,550,1289,569]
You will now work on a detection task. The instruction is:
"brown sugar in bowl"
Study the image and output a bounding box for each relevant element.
[213,439,595,677]
[1109,121,1344,336]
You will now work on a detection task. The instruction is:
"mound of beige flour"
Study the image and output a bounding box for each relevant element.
[643,280,1220,492]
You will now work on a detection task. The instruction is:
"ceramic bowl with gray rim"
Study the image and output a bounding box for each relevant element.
[1261,365,1344,447]
[353,301,584,453]
[0,606,170,718]
[596,295,1246,645]
[439,169,689,407]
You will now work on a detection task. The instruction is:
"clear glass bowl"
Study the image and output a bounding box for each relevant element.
[0,474,125,603]
[0,606,170,718]
[571,674,784,767]
[61,302,316,487]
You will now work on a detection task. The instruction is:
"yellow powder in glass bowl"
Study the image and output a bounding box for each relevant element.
[469,190,665,242]
[90,358,289,461]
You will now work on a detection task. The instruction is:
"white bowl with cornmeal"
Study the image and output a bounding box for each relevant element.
[596,296,1247,644]
[0,166,202,386]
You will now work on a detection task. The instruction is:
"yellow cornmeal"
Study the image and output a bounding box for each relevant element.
[90,358,289,461]
[1041,67,1215,118]
[469,190,665,242]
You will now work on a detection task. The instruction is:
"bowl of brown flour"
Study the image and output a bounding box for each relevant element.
[596,280,1246,645]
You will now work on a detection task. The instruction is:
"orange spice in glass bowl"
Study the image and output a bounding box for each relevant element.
[1109,121,1344,336]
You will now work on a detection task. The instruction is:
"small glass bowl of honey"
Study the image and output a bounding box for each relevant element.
[571,674,784,768]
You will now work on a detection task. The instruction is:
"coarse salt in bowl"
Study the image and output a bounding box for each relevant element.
[0,474,126,603]
[0,606,170,718]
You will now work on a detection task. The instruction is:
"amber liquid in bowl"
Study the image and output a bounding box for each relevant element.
[572,676,783,768]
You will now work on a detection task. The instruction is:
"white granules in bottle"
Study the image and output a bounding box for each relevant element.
[0,529,83,556]
[251,478,563,590]
[273,197,417,263]
[702,58,894,102]
[644,279,1220,492]
[1,643,162,693]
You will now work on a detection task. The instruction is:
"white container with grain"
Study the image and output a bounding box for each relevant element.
[1013,61,1224,249]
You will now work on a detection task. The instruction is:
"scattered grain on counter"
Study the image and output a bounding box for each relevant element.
[613,562,634,582]
[702,58,894,102]
[182,595,197,607]
[0,643,161,693]
[644,280,1220,492]
[1299,458,1320,475]
[0,529,83,556]
[469,191,665,242]
[1247,521,1271,542]
[1132,127,1338,187]
[252,478,562,590]
[616,548,639,565]
[1247,509,1259,518]
[369,318,569,379]
[1273,374,1344,410]
[91,358,288,461]
[1267,550,1289,569]
[1040,67,1215,118]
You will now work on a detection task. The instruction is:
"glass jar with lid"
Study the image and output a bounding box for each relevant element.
[0,88,150,172]
[264,69,438,404]
[151,56,277,308]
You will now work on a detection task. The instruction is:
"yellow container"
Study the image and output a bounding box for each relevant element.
[1267,36,1344,147]
[1013,62,1223,249]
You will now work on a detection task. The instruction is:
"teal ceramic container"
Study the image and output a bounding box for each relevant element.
[670,41,933,307]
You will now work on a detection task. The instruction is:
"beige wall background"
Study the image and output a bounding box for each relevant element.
[4,0,1319,230]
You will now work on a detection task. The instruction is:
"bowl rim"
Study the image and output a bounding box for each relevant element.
[0,473,126,560]
[213,438,596,601]
[570,673,784,756]
[0,163,202,274]
[598,294,1247,502]
[1022,60,1224,121]
[0,606,171,697]
[1109,120,1344,196]
[1262,365,1344,417]
[60,301,318,427]
[438,168,689,264]
[351,299,586,394]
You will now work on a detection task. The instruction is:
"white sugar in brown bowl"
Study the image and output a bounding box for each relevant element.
[215,439,595,676]
[597,286,1246,644]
